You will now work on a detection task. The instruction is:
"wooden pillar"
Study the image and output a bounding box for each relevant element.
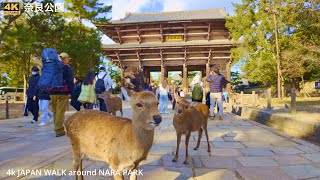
[120,66,125,86]
[205,63,210,92]
[267,88,272,110]
[160,65,165,83]
[183,64,188,92]
[226,60,231,93]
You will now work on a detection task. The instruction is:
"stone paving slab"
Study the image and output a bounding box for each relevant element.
[0,103,320,180]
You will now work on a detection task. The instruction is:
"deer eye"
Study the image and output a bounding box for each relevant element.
[136,103,143,107]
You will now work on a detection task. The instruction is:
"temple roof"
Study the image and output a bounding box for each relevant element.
[102,39,234,49]
[111,8,228,24]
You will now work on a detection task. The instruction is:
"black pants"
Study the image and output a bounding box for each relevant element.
[26,98,39,121]
[192,98,202,102]
[98,98,107,112]
[172,99,176,110]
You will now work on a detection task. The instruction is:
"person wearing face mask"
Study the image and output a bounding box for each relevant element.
[26,66,41,123]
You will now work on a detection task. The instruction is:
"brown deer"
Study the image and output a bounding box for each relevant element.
[64,91,162,180]
[98,92,123,116]
[172,95,210,164]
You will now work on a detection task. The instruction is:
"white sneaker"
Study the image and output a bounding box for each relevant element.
[38,122,46,126]
[49,117,53,122]
[31,120,37,123]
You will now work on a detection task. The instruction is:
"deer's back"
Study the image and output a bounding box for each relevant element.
[173,109,205,133]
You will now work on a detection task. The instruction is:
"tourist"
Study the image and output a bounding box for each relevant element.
[157,79,169,114]
[190,75,204,102]
[170,80,177,110]
[26,66,40,123]
[78,70,97,109]
[50,52,74,137]
[70,77,82,111]
[206,67,226,120]
[96,66,113,112]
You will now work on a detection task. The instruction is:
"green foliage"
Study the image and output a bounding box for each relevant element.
[226,0,320,86]
[0,0,111,87]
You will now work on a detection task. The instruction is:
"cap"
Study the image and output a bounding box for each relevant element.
[31,66,39,72]
[99,66,106,71]
[59,52,70,59]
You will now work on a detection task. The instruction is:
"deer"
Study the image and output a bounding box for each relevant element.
[64,91,162,180]
[98,92,123,116]
[172,94,210,164]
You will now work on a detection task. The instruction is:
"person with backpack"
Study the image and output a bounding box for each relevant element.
[50,52,74,137]
[78,71,97,109]
[95,66,113,112]
[206,67,226,120]
[26,66,41,123]
[191,75,204,102]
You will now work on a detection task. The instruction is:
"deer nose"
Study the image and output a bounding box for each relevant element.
[153,115,162,124]
[177,109,182,114]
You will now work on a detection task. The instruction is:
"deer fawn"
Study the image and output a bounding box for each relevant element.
[98,92,123,116]
[172,95,210,164]
[64,91,162,180]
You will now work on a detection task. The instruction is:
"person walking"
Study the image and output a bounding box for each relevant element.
[95,66,113,112]
[190,75,204,102]
[36,88,53,126]
[157,79,169,114]
[70,77,82,111]
[26,66,40,123]
[78,71,97,109]
[50,52,74,137]
[206,67,226,120]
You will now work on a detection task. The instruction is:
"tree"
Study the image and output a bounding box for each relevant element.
[226,0,320,95]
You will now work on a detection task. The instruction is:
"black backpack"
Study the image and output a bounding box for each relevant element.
[95,74,107,94]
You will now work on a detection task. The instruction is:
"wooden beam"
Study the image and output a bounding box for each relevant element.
[107,50,231,57]
[207,22,211,41]
[136,51,141,70]
[115,27,122,44]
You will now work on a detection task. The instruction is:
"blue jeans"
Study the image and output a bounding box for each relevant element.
[39,99,53,123]
[159,94,168,113]
[209,92,223,117]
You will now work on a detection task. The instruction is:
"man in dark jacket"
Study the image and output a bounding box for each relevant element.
[27,66,40,123]
[50,52,74,137]
[206,67,226,120]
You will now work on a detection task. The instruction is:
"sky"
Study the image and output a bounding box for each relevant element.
[100,0,242,44]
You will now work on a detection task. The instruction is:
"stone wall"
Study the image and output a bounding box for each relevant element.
[237,106,320,142]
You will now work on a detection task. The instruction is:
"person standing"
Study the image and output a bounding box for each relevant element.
[27,66,41,123]
[78,71,97,109]
[95,66,113,112]
[190,75,204,102]
[206,67,226,120]
[50,52,74,137]
[169,80,177,110]
[36,88,53,126]
[70,77,82,111]
[157,79,169,114]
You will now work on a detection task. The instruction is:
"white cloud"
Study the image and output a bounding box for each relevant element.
[162,0,186,12]
[112,0,154,20]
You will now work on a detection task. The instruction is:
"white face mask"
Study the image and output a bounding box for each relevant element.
[32,72,37,75]
[126,79,131,83]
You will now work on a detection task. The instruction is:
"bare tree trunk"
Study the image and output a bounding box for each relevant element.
[281,76,285,98]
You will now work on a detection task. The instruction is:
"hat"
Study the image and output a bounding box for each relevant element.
[59,52,70,59]
[99,66,106,71]
[31,66,39,72]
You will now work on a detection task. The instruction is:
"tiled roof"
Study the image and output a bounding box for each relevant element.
[111,8,228,24]
[102,39,235,49]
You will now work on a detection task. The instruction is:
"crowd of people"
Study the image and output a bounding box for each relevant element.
[26,52,113,137]
[26,52,228,136]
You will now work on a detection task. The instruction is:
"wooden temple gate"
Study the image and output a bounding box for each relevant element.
[96,8,235,92]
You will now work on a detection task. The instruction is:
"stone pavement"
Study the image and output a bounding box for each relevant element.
[0,102,320,180]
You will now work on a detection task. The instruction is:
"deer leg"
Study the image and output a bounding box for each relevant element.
[114,170,124,180]
[71,144,82,180]
[129,169,137,180]
[184,132,191,164]
[204,127,211,152]
[120,108,123,117]
[194,128,203,150]
[172,133,182,162]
